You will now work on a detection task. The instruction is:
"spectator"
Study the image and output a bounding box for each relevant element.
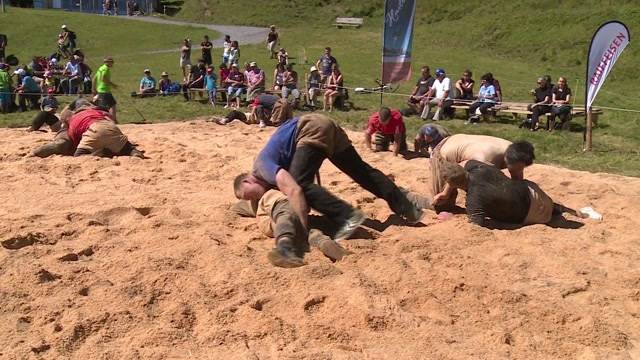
[316,47,338,83]
[267,25,279,59]
[0,33,6,63]
[201,35,213,66]
[421,68,453,121]
[0,63,11,113]
[455,69,474,101]
[57,31,70,59]
[246,61,265,100]
[526,76,552,131]
[42,71,56,94]
[78,56,92,94]
[180,38,192,82]
[276,48,288,66]
[139,68,157,97]
[126,0,134,15]
[282,64,300,108]
[466,73,498,124]
[27,89,60,132]
[15,68,41,112]
[61,25,77,55]
[204,66,217,109]
[61,55,82,95]
[158,71,172,95]
[272,63,285,91]
[548,77,572,131]
[222,35,232,65]
[306,66,322,107]
[486,72,502,103]
[364,107,407,156]
[183,59,206,101]
[92,56,118,122]
[323,64,342,112]
[219,63,230,103]
[227,41,240,67]
[103,0,112,15]
[407,66,435,116]
[224,63,245,109]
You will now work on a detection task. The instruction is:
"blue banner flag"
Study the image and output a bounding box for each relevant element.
[382,0,417,84]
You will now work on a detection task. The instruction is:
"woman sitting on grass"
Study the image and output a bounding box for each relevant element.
[323,64,343,112]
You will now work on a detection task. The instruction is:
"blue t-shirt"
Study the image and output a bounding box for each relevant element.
[22,76,41,93]
[140,76,156,90]
[478,84,496,103]
[253,118,300,185]
[205,74,217,91]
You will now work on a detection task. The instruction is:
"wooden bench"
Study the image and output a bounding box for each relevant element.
[334,17,364,29]
[187,87,284,103]
[451,101,603,127]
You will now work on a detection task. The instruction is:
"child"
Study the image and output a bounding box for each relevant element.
[204,67,217,109]
[276,48,288,66]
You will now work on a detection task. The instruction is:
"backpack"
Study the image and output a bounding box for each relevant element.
[68,31,76,40]
[168,82,181,94]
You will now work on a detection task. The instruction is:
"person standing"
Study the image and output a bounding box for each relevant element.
[0,63,11,114]
[180,38,192,82]
[204,67,217,109]
[315,47,337,84]
[227,40,240,67]
[61,25,77,55]
[222,35,232,65]
[201,35,213,66]
[267,25,279,59]
[92,56,119,122]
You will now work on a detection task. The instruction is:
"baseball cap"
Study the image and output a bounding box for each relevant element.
[104,56,114,63]
[144,68,151,73]
[13,68,26,76]
[435,68,446,76]
[310,66,317,72]
[61,24,67,29]
[249,61,257,67]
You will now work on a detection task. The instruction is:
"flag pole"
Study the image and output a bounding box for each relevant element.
[585,107,593,151]
[380,0,387,108]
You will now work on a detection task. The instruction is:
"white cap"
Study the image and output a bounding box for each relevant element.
[310,66,318,72]
[61,24,67,29]
[13,68,26,76]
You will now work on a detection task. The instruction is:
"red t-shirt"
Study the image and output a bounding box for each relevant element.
[67,109,110,146]
[366,109,405,136]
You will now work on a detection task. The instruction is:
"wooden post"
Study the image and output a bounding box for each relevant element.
[1,0,5,14]
[584,107,593,151]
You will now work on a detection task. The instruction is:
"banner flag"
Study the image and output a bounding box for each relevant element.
[382,0,417,84]
[585,21,630,110]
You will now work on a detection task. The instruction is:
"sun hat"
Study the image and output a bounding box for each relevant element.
[144,68,151,73]
[161,71,169,76]
[249,61,257,67]
[310,66,317,72]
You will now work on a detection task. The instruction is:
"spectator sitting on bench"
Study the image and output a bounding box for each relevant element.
[204,66,217,109]
[225,63,246,108]
[182,60,206,101]
[364,107,407,157]
[42,71,56,94]
[245,61,265,100]
[282,64,300,109]
[421,68,453,121]
[525,76,552,131]
[486,73,503,103]
[61,55,82,95]
[455,69,474,101]
[466,73,498,124]
[323,64,342,112]
[158,71,171,95]
[139,68,157,97]
[306,66,322,107]
[407,65,434,116]
[272,63,285,91]
[548,76,572,131]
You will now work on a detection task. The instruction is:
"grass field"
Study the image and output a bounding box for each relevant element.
[1,3,639,176]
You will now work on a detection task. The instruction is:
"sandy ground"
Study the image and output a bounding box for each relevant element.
[1,119,640,360]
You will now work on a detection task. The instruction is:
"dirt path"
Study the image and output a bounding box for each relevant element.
[116,16,267,54]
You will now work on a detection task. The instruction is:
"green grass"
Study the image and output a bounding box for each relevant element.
[2,2,640,176]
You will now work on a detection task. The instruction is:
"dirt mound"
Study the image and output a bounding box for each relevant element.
[1,119,639,359]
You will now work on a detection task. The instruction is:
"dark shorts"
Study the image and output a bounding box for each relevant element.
[374,132,408,152]
[96,92,117,109]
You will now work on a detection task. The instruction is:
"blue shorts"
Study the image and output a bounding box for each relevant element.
[208,89,217,102]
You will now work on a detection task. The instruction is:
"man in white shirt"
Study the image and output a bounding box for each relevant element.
[62,55,82,94]
[421,68,453,121]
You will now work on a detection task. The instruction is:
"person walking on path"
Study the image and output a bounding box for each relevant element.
[267,25,279,59]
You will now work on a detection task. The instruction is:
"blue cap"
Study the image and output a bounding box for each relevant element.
[435,68,445,76]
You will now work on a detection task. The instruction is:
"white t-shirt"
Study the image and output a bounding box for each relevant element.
[432,77,452,99]
[223,41,231,56]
